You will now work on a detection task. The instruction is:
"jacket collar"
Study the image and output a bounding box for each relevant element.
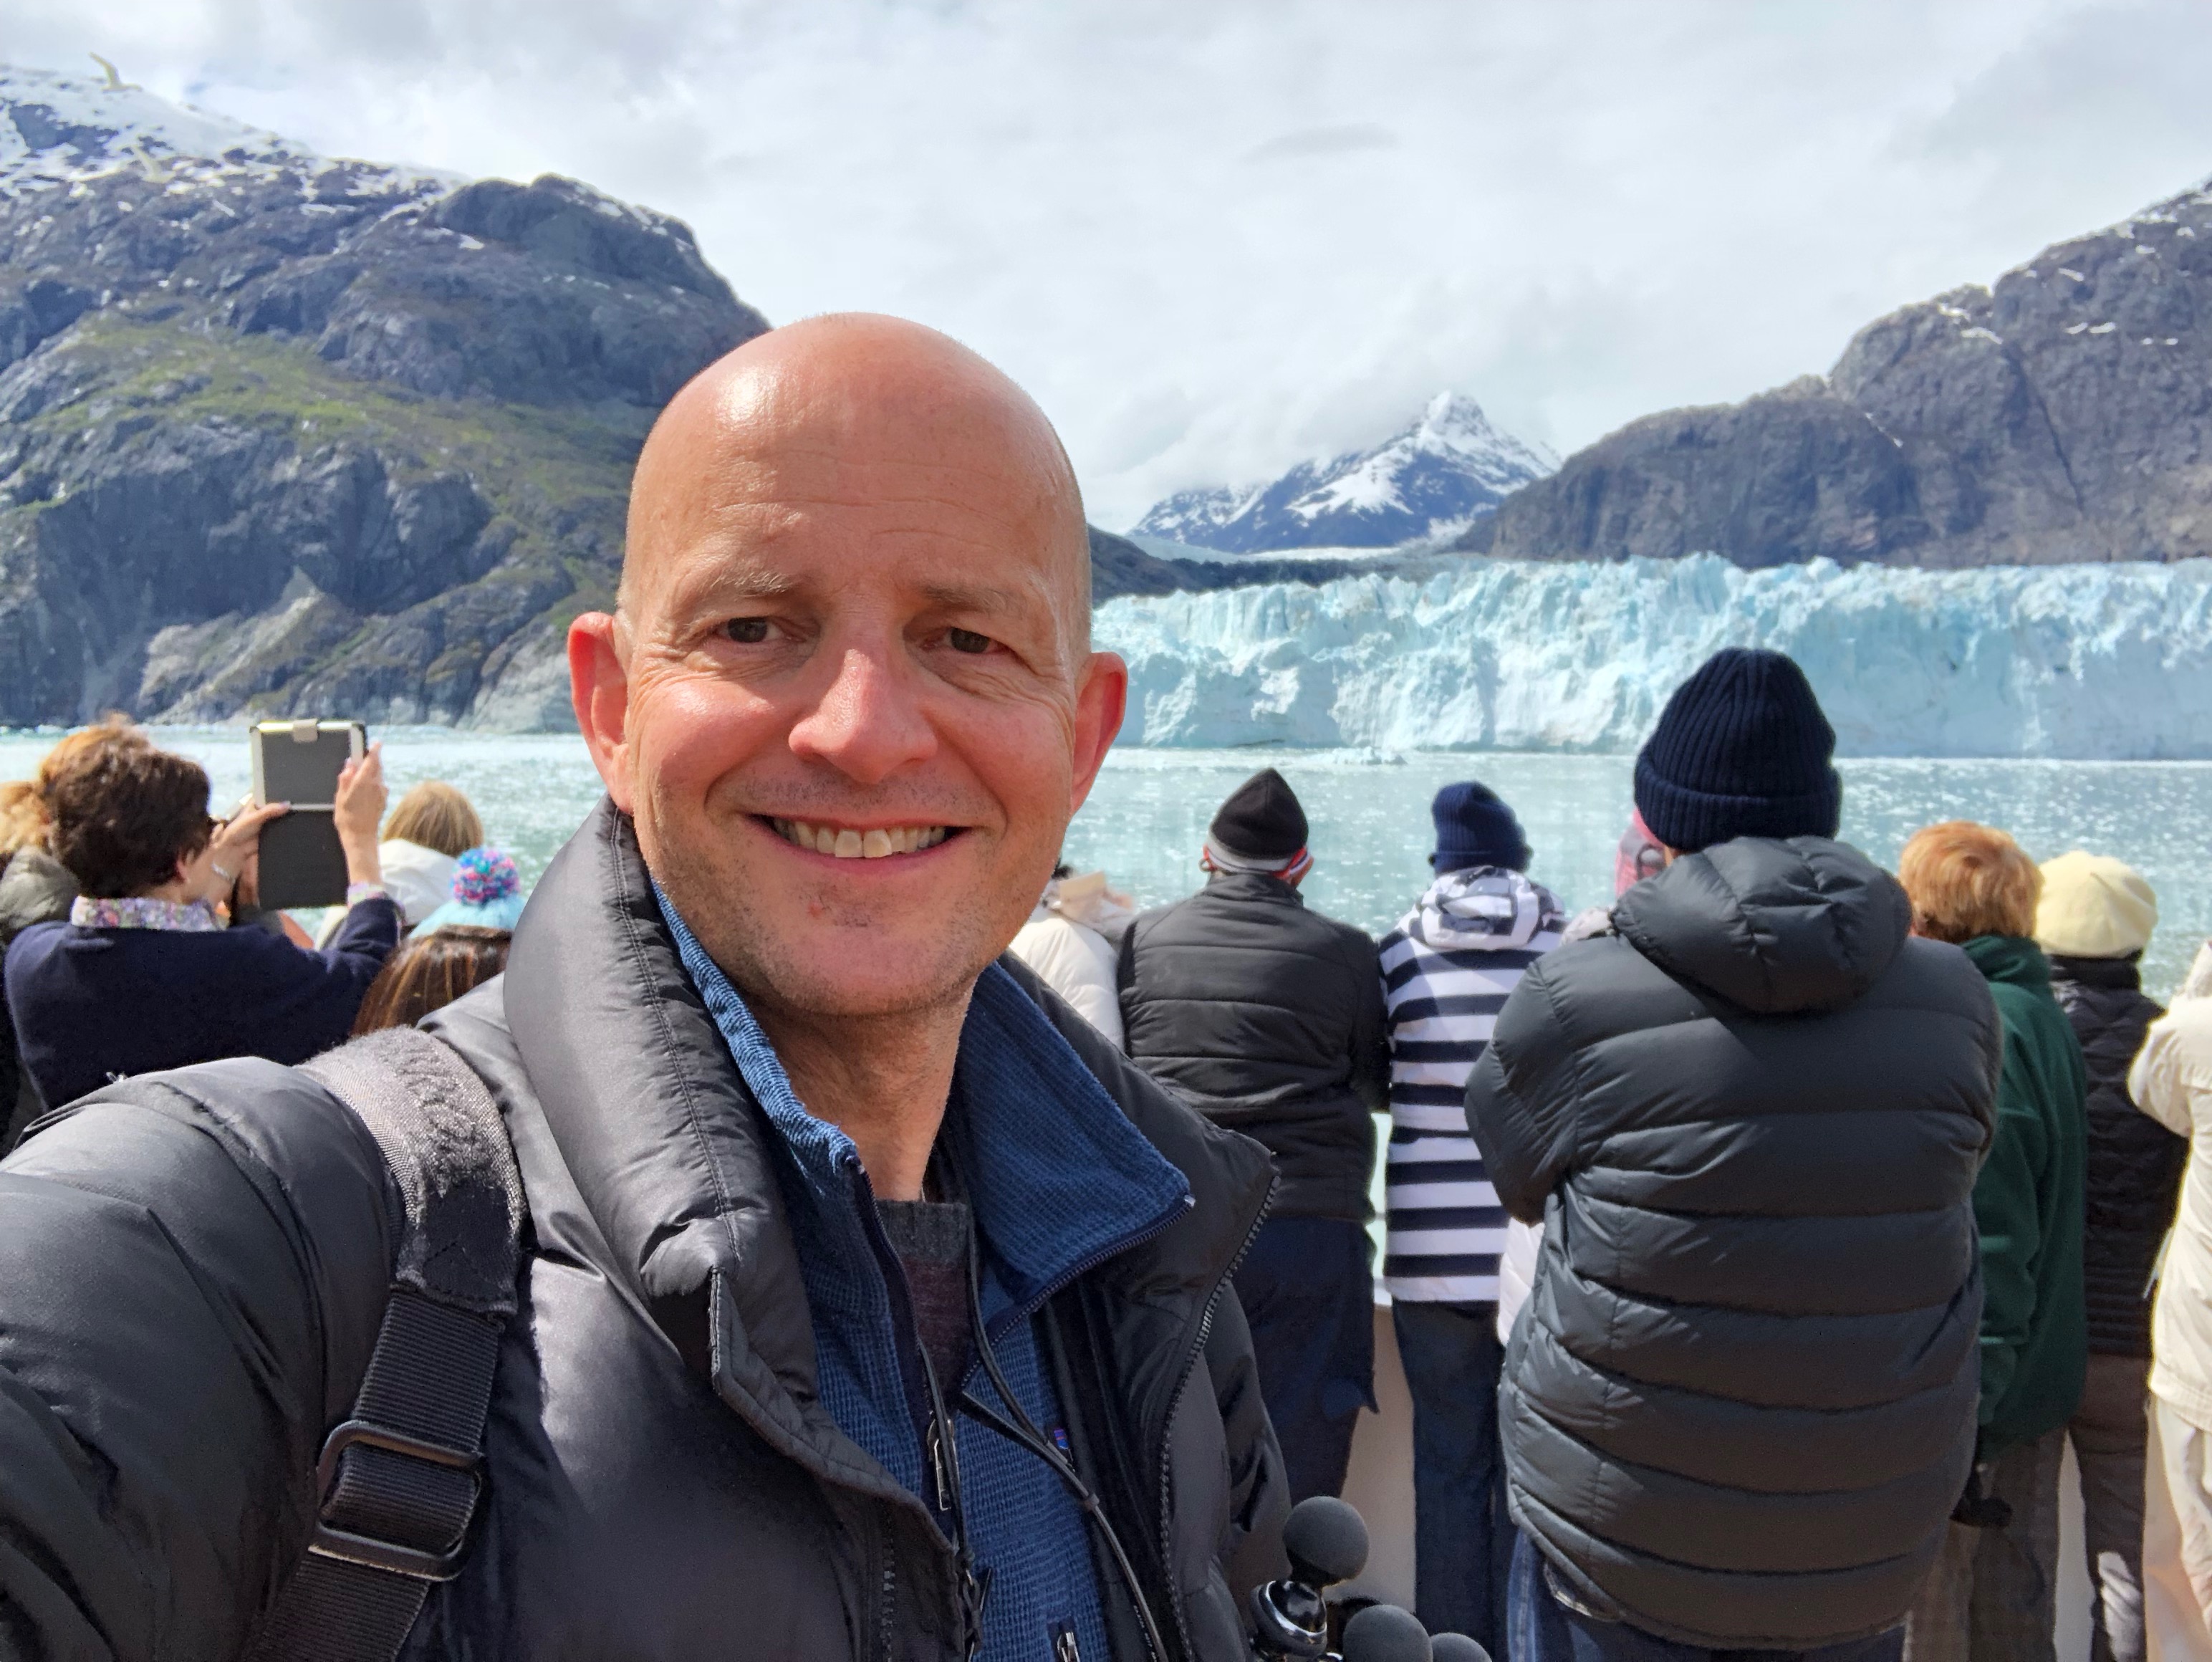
[1203,869,1306,907]
[501,800,1271,1487]
[1963,933,2054,990]
[2048,953,2143,993]
[654,888,1192,1325]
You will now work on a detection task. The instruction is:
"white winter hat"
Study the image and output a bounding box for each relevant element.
[2035,850,2157,959]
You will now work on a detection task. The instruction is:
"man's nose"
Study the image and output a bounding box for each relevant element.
[786,645,938,784]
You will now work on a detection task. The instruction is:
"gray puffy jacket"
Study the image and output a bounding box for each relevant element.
[1466,837,2000,1650]
[0,801,1288,1661]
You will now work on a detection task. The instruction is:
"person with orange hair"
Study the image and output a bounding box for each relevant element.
[1899,821,2090,1662]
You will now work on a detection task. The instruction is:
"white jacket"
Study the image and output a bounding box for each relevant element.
[1009,913,1122,1048]
[2133,941,2212,1429]
[314,837,456,946]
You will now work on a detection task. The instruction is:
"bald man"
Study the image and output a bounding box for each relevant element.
[0,317,1289,1662]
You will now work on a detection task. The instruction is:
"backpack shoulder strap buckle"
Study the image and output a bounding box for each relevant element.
[307,1418,487,1582]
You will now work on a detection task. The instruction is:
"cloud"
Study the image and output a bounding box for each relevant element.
[1243,122,1400,163]
[5,0,2211,524]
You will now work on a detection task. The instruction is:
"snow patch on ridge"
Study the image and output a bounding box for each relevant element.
[1097,554,2212,759]
[0,64,456,199]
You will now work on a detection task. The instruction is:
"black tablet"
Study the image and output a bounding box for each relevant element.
[248,721,365,911]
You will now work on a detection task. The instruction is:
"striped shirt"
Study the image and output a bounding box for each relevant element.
[1380,868,1565,1303]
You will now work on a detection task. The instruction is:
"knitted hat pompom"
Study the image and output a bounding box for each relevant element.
[451,846,520,906]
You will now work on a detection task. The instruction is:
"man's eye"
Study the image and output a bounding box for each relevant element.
[947,628,992,655]
[723,618,773,645]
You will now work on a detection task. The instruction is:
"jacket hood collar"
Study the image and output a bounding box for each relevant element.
[1408,867,1561,950]
[1204,869,1305,906]
[1613,836,1910,1015]
[504,800,820,1385]
[502,800,1267,1414]
[655,888,1193,1317]
[1963,934,2054,990]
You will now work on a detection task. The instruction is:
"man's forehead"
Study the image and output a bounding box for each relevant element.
[648,506,1064,620]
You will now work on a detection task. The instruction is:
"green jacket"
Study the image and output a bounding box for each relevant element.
[1963,935,2090,1453]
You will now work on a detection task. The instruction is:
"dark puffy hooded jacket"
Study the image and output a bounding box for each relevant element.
[2049,954,2183,1357]
[1465,837,2000,1651]
[0,802,1287,1661]
[1118,872,1388,1221]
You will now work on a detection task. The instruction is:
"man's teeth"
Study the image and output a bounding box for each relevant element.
[771,820,951,859]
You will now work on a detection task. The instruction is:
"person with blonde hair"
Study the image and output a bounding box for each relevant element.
[374,780,486,928]
[1900,821,2089,1662]
[2037,852,2175,1662]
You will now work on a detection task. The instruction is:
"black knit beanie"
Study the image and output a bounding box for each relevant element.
[1632,648,1841,854]
[1209,768,1308,861]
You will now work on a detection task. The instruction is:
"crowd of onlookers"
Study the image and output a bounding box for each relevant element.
[0,717,524,1152]
[6,648,2212,1662]
[1011,647,2212,1662]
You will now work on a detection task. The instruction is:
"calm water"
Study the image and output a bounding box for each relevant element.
[4,730,2206,999]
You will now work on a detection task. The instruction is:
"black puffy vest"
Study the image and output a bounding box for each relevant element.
[2049,955,2183,1357]
[1117,873,1388,1222]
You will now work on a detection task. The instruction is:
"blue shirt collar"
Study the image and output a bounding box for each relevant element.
[654,886,1191,1321]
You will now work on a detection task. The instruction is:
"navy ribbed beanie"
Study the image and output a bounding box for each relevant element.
[1430,781,1531,872]
[1632,648,1841,853]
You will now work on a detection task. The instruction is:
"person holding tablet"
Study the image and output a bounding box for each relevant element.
[4,732,398,1115]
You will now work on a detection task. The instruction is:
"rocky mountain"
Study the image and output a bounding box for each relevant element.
[1133,391,1555,552]
[0,64,769,728]
[1462,178,2212,567]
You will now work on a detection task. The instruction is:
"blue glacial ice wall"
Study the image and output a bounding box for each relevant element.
[1095,554,2212,758]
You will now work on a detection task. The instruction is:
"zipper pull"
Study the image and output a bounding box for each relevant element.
[929,1419,952,1514]
[1051,1622,1080,1662]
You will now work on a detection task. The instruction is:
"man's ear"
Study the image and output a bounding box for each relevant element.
[569,613,637,812]
[1067,650,1128,815]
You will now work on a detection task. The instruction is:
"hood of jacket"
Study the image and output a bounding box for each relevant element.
[1613,836,1911,1016]
[1963,933,2056,994]
[1407,867,1562,952]
[0,847,75,943]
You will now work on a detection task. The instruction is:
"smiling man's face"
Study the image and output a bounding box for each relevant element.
[570,315,1125,1024]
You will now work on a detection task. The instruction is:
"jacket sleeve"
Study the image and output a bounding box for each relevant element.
[2131,1001,2212,1139]
[0,1064,393,1661]
[1464,956,1580,1223]
[225,896,401,1057]
[1973,1022,2053,1429]
[1347,934,1390,1117]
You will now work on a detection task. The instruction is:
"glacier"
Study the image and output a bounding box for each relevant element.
[1096,554,2212,759]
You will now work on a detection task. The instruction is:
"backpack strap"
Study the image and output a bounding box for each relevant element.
[247,1027,524,1662]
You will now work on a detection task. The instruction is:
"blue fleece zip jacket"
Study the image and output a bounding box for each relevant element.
[660,893,1192,1662]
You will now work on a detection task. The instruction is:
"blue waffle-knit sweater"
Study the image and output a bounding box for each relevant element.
[659,893,1193,1662]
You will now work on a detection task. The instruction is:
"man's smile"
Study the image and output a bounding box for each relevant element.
[764,816,958,859]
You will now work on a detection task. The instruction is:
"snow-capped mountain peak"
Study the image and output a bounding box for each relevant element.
[1132,392,1556,554]
[0,63,453,199]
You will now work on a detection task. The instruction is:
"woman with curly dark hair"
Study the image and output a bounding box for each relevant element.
[3,733,400,1118]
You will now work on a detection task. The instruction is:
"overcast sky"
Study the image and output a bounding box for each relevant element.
[10,1,2212,524]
